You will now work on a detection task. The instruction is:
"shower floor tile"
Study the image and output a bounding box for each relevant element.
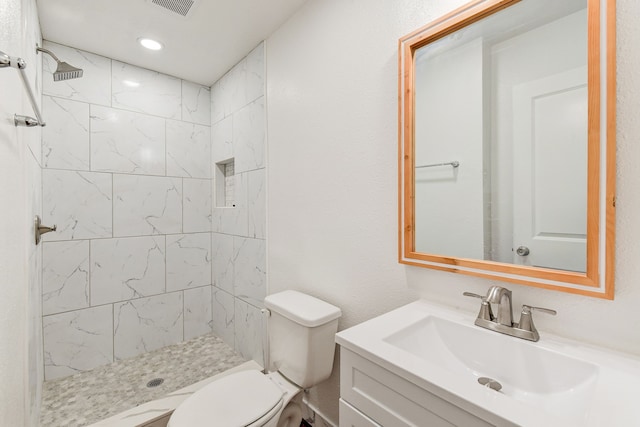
[40,333,247,427]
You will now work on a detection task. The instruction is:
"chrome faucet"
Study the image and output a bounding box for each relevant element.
[486,286,513,326]
[464,286,556,342]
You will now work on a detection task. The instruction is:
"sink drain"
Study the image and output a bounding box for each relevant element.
[146,378,164,388]
[477,377,502,392]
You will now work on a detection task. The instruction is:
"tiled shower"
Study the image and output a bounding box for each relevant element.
[40,40,266,381]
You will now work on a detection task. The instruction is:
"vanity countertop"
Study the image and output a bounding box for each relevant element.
[336,299,640,427]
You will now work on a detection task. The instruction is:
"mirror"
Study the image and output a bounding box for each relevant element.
[399,0,615,298]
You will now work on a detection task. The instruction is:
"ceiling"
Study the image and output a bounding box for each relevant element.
[36,0,309,86]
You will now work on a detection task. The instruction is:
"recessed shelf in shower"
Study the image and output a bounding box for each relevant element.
[215,159,236,208]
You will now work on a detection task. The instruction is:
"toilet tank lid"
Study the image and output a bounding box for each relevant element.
[265,291,341,327]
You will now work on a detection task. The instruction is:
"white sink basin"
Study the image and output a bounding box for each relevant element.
[384,315,598,419]
[336,299,640,427]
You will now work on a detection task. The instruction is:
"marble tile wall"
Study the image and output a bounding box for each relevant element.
[210,43,267,365]
[40,41,216,380]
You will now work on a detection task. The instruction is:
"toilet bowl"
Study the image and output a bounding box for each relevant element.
[167,291,341,427]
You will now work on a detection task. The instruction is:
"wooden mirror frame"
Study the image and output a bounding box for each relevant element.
[398,0,616,298]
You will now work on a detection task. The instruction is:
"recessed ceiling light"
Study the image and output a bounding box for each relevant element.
[138,38,163,51]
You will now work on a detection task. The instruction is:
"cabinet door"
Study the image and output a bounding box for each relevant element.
[340,349,500,427]
[340,399,382,427]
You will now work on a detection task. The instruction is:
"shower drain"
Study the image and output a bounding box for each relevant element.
[146,378,165,388]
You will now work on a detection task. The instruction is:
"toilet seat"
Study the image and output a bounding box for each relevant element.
[168,370,284,427]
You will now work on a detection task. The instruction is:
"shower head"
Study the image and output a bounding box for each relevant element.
[36,47,83,81]
[52,61,83,81]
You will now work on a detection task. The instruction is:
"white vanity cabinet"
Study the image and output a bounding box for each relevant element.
[338,347,505,427]
[335,299,640,427]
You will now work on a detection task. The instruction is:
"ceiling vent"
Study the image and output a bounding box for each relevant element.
[148,0,198,18]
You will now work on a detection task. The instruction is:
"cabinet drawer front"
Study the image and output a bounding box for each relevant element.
[340,349,495,427]
[340,399,382,427]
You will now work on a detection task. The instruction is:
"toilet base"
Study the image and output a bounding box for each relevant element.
[275,400,302,427]
[265,371,303,427]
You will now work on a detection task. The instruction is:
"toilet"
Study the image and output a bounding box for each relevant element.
[168,290,342,427]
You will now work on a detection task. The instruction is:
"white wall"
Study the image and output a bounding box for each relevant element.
[414,38,485,259]
[266,0,640,424]
[0,0,42,424]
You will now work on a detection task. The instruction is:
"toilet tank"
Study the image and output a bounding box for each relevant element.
[264,291,341,389]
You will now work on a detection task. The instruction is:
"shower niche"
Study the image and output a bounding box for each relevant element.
[215,159,236,208]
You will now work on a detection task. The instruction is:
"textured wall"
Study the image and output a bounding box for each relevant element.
[266,0,640,424]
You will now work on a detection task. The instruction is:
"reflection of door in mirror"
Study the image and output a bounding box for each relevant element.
[492,8,588,272]
[512,67,587,272]
[413,0,588,274]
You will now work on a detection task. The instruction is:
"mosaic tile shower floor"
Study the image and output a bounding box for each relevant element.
[40,333,247,427]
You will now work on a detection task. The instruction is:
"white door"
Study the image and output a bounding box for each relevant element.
[512,66,587,272]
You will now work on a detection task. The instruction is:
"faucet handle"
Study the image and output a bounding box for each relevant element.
[522,305,557,316]
[463,292,494,321]
[463,292,485,300]
[519,304,556,336]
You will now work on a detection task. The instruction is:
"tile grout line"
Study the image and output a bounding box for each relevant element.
[42,285,211,318]
[112,302,115,364]
[41,166,212,181]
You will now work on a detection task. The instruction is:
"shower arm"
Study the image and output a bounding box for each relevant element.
[36,47,61,62]
[0,50,46,127]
